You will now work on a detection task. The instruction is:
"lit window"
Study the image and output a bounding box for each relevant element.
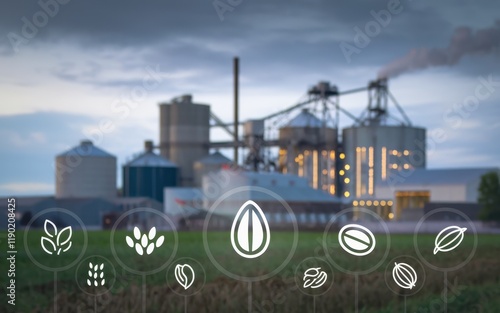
[392,164,398,169]
[339,170,345,176]
[392,150,398,156]
[403,164,410,169]
[404,150,409,156]
[353,200,358,206]
[373,200,379,206]
[381,200,386,206]
[356,147,361,152]
[329,185,335,195]
[344,191,350,198]
[360,200,365,206]
[388,212,394,219]
[345,164,350,170]
[344,178,350,184]
[322,169,328,175]
[388,200,393,206]
[366,200,372,206]
[322,150,327,156]
[340,153,346,159]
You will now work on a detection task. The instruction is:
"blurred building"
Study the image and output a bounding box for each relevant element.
[374,167,500,221]
[159,95,210,187]
[55,140,116,198]
[123,140,178,203]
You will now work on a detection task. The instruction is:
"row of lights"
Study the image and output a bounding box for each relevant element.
[352,200,393,207]
[391,149,410,156]
[391,163,412,170]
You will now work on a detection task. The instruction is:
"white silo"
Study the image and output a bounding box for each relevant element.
[278,108,338,194]
[159,95,210,187]
[55,140,117,198]
[341,79,426,218]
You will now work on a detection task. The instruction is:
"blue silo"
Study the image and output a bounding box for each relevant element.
[123,141,178,203]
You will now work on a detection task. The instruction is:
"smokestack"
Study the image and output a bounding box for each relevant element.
[378,20,500,79]
[234,57,239,166]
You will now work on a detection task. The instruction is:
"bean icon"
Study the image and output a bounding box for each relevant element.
[338,224,376,256]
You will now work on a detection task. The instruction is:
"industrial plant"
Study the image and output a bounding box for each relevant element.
[2,59,498,230]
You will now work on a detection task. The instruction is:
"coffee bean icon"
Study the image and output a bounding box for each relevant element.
[338,224,376,256]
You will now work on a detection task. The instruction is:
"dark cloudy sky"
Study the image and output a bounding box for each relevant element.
[1,0,499,195]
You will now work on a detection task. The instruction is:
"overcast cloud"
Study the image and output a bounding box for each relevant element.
[0,0,499,195]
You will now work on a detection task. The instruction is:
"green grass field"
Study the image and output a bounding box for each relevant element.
[2,231,500,312]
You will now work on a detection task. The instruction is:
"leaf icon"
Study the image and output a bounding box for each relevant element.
[100,264,104,270]
[41,236,56,255]
[87,279,91,287]
[44,219,58,238]
[57,226,72,247]
[101,279,105,286]
[89,262,93,269]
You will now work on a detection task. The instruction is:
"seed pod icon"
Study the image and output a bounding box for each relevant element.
[392,262,417,290]
[433,226,467,255]
[231,200,270,259]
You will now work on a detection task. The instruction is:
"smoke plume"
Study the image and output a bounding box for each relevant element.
[378,20,500,78]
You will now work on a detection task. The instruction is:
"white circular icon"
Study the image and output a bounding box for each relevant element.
[338,224,376,257]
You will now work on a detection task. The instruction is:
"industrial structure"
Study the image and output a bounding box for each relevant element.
[55,140,117,199]
[3,58,497,230]
[159,95,210,187]
[123,140,178,203]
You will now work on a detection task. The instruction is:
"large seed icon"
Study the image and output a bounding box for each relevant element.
[392,262,417,290]
[231,200,270,259]
[433,226,467,255]
[338,224,376,256]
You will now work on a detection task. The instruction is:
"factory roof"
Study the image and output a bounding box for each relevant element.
[385,167,499,186]
[285,109,322,128]
[125,151,177,167]
[57,140,115,158]
[196,152,232,164]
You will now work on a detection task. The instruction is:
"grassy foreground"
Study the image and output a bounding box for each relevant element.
[1,231,499,312]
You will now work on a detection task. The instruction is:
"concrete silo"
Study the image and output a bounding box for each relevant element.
[159,95,210,186]
[278,108,338,194]
[55,140,116,198]
[341,79,426,215]
[123,141,178,203]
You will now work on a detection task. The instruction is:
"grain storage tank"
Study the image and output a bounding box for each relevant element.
[342,79,426,201]
[123,141,178,203]
[278,108,337,194]
[55,140,116,198]
[194,152,232,186]
[159,95,210,186]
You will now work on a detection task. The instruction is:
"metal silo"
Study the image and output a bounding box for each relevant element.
[159,95,210,186]
[194,151,232,186]
[278,108,338,194]
[342,79,426,202]
[55,140,116,198]
[123,141,178,203]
